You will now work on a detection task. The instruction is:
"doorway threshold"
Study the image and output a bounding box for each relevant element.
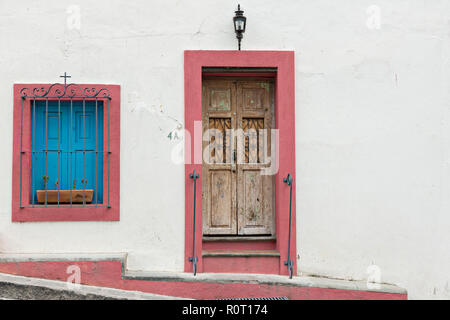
[203,236,276,242]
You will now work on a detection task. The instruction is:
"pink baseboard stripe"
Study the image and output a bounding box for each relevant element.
[0,257,407,300]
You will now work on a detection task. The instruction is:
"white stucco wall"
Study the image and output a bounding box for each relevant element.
[0,0,449,299]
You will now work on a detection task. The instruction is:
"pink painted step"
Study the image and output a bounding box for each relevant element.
[202,250,280,274]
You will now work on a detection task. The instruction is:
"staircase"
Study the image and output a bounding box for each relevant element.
[203,249,280,274]
[202,237,280,274]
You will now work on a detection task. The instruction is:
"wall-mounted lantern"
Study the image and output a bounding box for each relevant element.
[233,4,247,50]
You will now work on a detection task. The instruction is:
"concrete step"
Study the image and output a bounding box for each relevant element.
[0,272,189,300]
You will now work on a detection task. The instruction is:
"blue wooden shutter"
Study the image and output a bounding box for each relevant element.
[32,100,103,204]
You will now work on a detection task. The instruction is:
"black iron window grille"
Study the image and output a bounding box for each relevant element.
[18,74,112,208]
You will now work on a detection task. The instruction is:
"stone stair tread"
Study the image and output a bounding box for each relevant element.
[202,249,280,257]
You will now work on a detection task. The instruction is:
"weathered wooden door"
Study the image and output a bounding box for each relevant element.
[202,78,274,236]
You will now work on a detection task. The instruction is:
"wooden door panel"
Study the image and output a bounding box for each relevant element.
[242,87,266,111]
[209,88,232,111]
[237,169,273,235]
[203,169,237,234]
[205,81,233,112]
[210,171,232,227]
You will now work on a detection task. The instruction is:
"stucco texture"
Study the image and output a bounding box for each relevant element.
[0,0,449,299]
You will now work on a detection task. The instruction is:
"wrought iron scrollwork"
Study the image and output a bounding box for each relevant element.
[20,73,112,99]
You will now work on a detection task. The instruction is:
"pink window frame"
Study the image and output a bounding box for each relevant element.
[184,51,297,275]
[11,84,120,222]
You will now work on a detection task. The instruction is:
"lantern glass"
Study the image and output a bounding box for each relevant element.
[234,19,244,31]
[234,17,246,32]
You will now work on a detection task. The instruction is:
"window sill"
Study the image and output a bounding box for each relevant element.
[12,206,119,222]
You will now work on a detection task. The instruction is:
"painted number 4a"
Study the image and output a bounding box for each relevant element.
[168,131,180,140]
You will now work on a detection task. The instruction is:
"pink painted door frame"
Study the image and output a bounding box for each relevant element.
[184,51,296,276]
